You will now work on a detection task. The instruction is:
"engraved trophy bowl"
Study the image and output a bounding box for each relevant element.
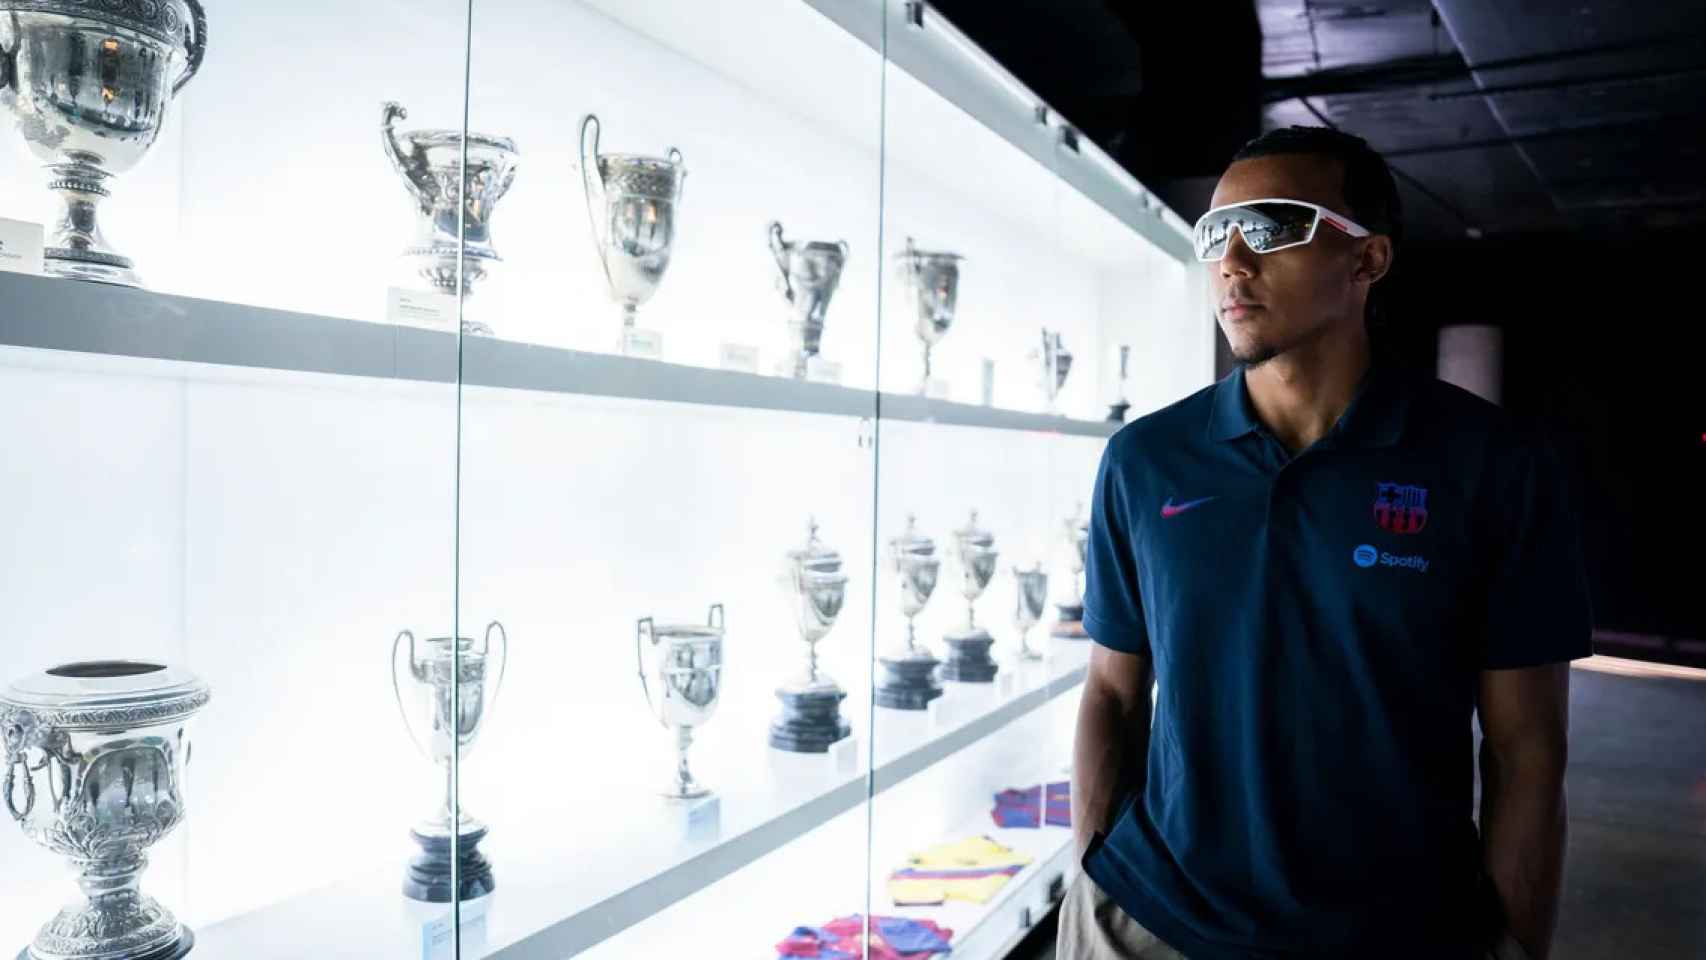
[942,510,1000,683]
[1033,328,1073,414]
[2,660,210,960]
[893,237,964,393]
[637,604,724,799]
[1013,565,1050,661]
[771,520,852,753]
[769,222,849,380]
[391,621,508,902]
[875,515,944,710]
[0,0,207,286]
[381,102,519,337]
[579,113,686,332]
[1053,503,1091,637]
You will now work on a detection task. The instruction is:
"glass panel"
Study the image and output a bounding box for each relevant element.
[453,0,885,953]
[0,0,472,956]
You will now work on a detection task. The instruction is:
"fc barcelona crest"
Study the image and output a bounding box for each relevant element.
[1374,482,1429,534]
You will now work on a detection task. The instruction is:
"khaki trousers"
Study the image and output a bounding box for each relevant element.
[1057,872,1535,960]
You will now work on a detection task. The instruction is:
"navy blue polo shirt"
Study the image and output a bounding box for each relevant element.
[1081,362,1593,959]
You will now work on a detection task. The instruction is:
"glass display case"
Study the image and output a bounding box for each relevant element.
[0,1,1209,957]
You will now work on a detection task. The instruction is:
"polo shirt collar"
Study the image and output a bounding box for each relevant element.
[1206,360,1411,449]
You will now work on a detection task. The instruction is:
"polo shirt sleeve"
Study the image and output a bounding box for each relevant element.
[1084,440,1150,656]
[1479,433,1595,670]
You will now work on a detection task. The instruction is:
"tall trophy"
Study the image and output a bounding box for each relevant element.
[874,516,944,710]
[0,0,206,286]
[769,222,850,380]
[894,238,964,394]
[1034,328,1074,414]
[771,520,852,753]
[1052,503,1091,639]
[2,660,210,960]
[579,114,687,336]
[381,102,520,337]
[391,621,508,902]
[1107,344,1133,422]
[941,511,1001,683]
[1013,565,1049,661]
[637,604,724,799]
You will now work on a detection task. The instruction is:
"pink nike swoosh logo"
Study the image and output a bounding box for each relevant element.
[1160,496,1218,518]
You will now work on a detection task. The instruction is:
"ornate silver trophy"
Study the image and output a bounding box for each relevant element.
[1013,565,1050,661]
[874,516,944,710]
[391,621,508,902]
[579,114,687,333]
[1034,328,1074,414]
[2,661,210,960]
[638,604,724,799]
[1107,344,1133,422]
[894,238,964,394]
[381,102,519,337]
[0,0,206,286]
[771,520,852,753]
[1053,503,1091,639]
[769,222,849,380]
[941,510,1001,682]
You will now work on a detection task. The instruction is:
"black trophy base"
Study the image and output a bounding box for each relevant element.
[1056,602,1085,623]
[874,654,943,711]
[1107,401,1131,423]
[21,930,196,960]
[940,634,999,683]
[770,687,852,753]
[404,825,496,903]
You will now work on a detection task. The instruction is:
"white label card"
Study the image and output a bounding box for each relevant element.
[925,378,952,401]
[805,357,843,385]
[830,735,860,775]
[0,217,46,277]
[421,896,489,960]
[998,671,1018,699]
[622,327,664,360]
[718,342,760,374]
[666,794,721,844]
[386,287,458,331]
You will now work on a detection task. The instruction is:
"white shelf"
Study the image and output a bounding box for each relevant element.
[0,272,1121,440]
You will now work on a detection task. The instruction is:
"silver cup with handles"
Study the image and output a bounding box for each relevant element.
[638,604,724,799]
[580,114,687,332]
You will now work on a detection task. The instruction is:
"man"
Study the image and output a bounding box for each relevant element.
[1064,126,1592,960]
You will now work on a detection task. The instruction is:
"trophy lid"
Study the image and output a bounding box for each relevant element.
[787,518,844,574]
[890,514,936,556]
[1,661,210,730]
[954,510,996,549]
[893,237,964,262]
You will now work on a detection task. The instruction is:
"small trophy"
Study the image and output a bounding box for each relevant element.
[1033,328,1073,414]
[771,520,852,753]
[894,237,964,394]
[638,605,725,799]
[2,661,210,960]
[1107,345,1133,422]
[382,102,520,336]
[875,516,945,710]
[579,114,687,343]
[769,223,850,380]
[392,621,508,902]
[1013,565,1050,661]
[1052,503,1091,639]
[941,511,1001,683]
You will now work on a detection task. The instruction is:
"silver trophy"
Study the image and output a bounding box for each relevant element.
[579,114,687,332]
[771,520,852,753]
[1107,344,1133,422]
[1053,503,1091,638]
[391,621,508,902]
[874,515,944,710]
[1033,328,1074,414]
[1013,565,1050,661]
[894,237,964,394]
[2,661,210,960]
[941,510,1001,683]
[381,102,519,337]
[769,222,849,380]
[638,604,724,799]
[0,0,207,286]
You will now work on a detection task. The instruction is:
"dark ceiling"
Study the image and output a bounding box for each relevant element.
[929,0,1706,245]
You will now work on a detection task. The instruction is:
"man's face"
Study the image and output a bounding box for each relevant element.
[1207,153,1386,367]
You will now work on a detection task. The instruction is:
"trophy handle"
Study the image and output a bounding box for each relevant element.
[667,146,687,210]
[707,603,725,632]
[1,713,36,822]
[381,102,434,212]
[837,239,851,261]
[636,616,657,718]
[173,0,208,96]
[767,222,793,302]
[390,629,432,759]
[0,33,12,94]
[483,620,509,718]
[578,113,618,293]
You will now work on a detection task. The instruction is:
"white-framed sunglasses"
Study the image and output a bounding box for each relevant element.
[1193,198,1371,262]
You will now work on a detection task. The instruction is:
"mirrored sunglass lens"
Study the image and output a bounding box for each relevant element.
[1196,203,1317,259]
